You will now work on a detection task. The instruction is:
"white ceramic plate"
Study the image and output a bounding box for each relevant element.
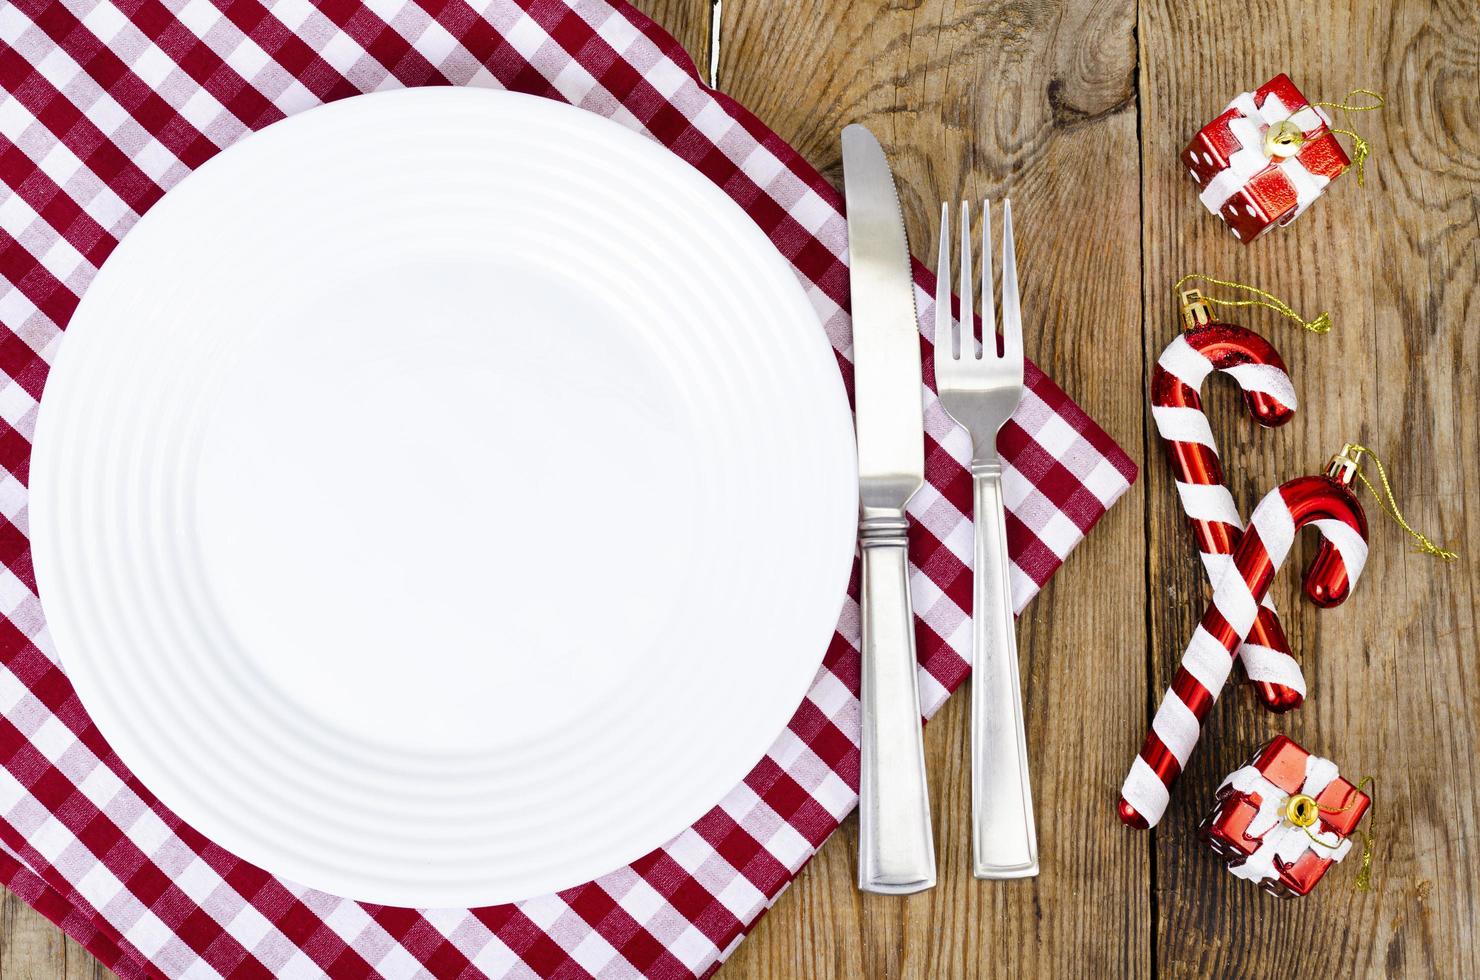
[30,89,857,908]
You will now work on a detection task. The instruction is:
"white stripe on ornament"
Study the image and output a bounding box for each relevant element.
[1276,157,1328,219]
[1199,553,1278,611]
[1157,334,1215,389]
[1222,362,1298,408]
[1289,107,1322,131]
[1122,757,1170,826]
[1312,517,1369,583]
[1239,643,1306,693]
[1227,765,1286,838]
[1151,405,1217,448]
[1229,845,1282,883]
[1151,695,1201,765]
[1198,168,1243,213]
[1199,551,1231,578]
[1252,488,1298,566]
[1175,481,1242,526]
[1212,571,1260,638]
[1217,763,1257,795]
[1273,823,1340,865]
[1257,91,1293,124]
[1230,91,1261,120]
[1202,116,1269,211]
[1302,754,1341,797]
[1182,625,1234,694]
[1226,120,1268,177]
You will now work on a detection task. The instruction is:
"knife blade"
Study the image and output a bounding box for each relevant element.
[841,124,924,515]
[842,123,935,895]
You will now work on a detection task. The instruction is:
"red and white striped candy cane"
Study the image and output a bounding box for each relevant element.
[1152,322,1307,711]
[1118,469,1369,829]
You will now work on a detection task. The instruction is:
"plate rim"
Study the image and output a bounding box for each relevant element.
[28,87,860,907]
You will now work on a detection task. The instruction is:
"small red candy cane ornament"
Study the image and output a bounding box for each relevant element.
[1153,290,1307,711]
[1119,458,1369,829]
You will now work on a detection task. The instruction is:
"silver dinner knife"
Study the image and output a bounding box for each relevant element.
[841,124,935,895]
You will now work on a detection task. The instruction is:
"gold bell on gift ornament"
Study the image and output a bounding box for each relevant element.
[1283,793,1320,828]
[1263,119,1306,158]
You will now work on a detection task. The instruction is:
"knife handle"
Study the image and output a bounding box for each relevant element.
[857,513,936,894]
[970,463,1039,878]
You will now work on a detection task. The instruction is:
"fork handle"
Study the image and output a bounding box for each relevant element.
[857,512,936,894]
[970,462,1039,878]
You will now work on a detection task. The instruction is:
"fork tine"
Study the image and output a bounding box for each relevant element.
[934,202,955,361]
[959,202,975,359]
[1000,199,1022,371]
[980,199,996,358]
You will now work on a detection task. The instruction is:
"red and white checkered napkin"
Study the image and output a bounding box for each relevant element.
[0,1,1137,976]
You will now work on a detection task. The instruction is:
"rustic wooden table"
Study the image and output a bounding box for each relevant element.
[3,1,1475,977]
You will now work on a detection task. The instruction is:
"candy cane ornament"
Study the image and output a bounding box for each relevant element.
[1119,462,1370,829]
[1153,302,1308,711]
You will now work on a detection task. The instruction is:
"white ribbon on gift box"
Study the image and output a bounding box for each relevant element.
[1198,91,1335,222]
[1218,751,1353,884]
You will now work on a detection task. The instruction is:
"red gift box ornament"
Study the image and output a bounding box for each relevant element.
[1182,76,1382,243]
[1200,736,1372,897]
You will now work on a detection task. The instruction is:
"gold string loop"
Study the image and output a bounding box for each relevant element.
[1291,776,1376,891]
[1332,444,1458,560]
[1329,127,1372,185]
[1311,89,1384,185]
[1172,274,1331,334]
[1354,829,1376,891]
[1317,775,1374,816]
[1311,89,1386,114]
[1324,775,1379,892]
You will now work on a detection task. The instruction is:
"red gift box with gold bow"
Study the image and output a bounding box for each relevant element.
[1199,735,1371,897]
[1182,74,1351,243]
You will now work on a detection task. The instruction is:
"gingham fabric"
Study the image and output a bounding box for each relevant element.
[0,1,1137,977]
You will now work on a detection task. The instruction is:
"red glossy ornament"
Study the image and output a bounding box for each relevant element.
[1118,473,1368,829]
[1151,318,1305,712]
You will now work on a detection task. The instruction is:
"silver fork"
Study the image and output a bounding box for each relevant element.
[934,200,1038,879]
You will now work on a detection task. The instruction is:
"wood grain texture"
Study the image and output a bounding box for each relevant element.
[1138,0,1479,977]
[716,0,1151,977]
[630,0,711,82]
[4,0,1477,977]
[0,890,108,980]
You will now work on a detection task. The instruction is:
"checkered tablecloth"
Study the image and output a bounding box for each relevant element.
[0,1,1137,976]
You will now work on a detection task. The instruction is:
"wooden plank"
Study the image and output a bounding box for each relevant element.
[630,0,713,83]
[0,889,107,980]
[1137,0,1479,976]
[716,1,1151,977]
